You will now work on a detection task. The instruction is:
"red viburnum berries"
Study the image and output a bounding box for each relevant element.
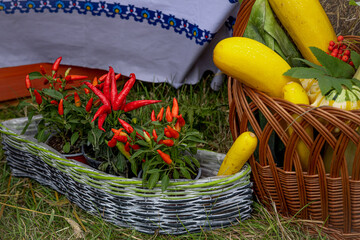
[327,35,355,66]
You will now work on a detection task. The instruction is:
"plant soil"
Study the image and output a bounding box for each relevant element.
[47,134,81,154]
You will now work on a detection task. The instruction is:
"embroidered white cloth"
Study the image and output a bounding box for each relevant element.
[0,0,239,89]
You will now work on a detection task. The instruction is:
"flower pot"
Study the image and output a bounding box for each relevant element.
[82,145,102,169]
[63,152,88,165]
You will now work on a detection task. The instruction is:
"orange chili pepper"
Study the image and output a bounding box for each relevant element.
[172,97,179,117]
[92,77,98,86]
[58,99,64,115]
[157,150,172,164]
[25,75,31,89]
[159,139,174,147]
[165,106,173,122]
[74,92,81,107]
[157,107,164,121]
[167,125,179,139]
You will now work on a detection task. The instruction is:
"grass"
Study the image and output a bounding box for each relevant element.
[0,75,329,239]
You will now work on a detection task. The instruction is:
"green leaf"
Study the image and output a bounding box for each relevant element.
[310,47,355,78]
[283,67,324,79]
[147,169,161,174]
[148,172,160,189]
[185,136,206,144]
[351,51,360,69]
[28,71,43,80]
[130,159,138,176]
[317,75,355,95]
[63,142,70,153]
[42,89,63,100]
[161,174,170,192]
[173,169,180,179]
[293,58,328,73]
[70,132,79,145]
[180,167,191,179]
[191,157,200,168]
[36,128,50,143]
[21,111,35,135]
[99,162,109,172]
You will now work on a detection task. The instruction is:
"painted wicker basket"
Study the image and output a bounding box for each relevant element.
[229,0,360,239]
[0,116,253,235]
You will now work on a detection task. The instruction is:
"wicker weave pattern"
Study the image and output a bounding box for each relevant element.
[228,0,360,238]
[0,117,253,234]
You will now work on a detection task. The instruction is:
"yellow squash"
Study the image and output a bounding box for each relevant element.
[217,131,258,176]
[268,0,337,65]
[282,81,313,171]
[213,37,298,98]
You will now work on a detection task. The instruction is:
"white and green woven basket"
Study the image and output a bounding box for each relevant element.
[0,116,253,234]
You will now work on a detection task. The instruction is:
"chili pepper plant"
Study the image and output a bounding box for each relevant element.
[81,66,162,175]
[24,57,91,154]
[111,98,206,190]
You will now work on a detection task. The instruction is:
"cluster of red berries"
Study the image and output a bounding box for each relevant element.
[327,35,354,67]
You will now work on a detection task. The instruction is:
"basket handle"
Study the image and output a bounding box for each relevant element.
[232,0,256,37]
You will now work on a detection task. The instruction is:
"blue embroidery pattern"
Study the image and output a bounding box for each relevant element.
[0,0,222,45]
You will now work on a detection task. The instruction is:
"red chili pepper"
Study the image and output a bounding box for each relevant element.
[167,125,179,139]
[52,57,62,72]
[74,92,81,107]
[83,82,111,107]
[172,98,179,117]
[92,77,98,86]
[98,73,107,82]
[176,114,185,127]
[103,69,112,101]
[43,79,49,85]
[50,100,58,106]
[157,107,164,121]
[159,139,174,147]
[98,113,107,131]
[34,90,42,105]
[123,100,161,112]
[25,75,31,89]
[115,135,128,142]
[118,118,134,133]
[86,98,93,112]
[107,138,117,148]
[40,65,46,75]
[113,74,136,111]
[152,129,158,142]
[95,82,104,90]
[157,150,172,164]
[115,73,121,81]
[165,106,173,122]
[130,144,140,150]
[84,88,90,94]
[58,99,64,115]
[56,78,62,83]
[92,105,111,122]
[151,110,156,121]
[110,67,117,109]
[125,142,131,152]
[164,128,172,138]
[65,75,88,82]
[64,94,72,100]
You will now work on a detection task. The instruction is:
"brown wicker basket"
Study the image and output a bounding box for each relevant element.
[229,0,360,238]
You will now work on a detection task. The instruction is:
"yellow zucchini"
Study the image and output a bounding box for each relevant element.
[213,37,298,98]
[282,81,313,171]
[217,131,258,176]
[268,0,337,65]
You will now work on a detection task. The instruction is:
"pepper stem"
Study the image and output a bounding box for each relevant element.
[354,66,360,81]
